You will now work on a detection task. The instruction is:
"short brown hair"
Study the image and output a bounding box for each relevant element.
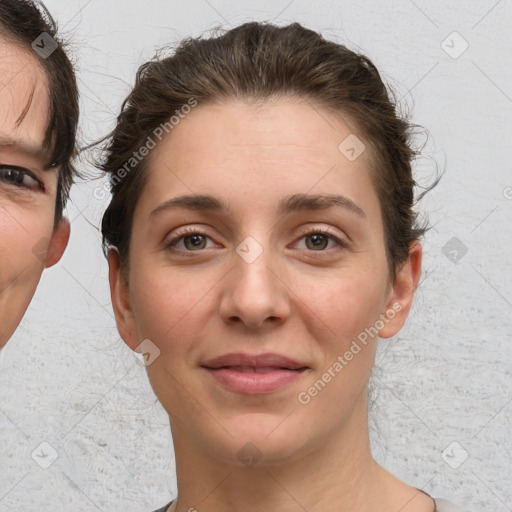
[0,0,79,223]
[100,22,437,280]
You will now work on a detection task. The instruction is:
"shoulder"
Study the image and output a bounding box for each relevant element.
[434,497,468,512]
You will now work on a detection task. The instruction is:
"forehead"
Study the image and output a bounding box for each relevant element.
[144,99,379,219]
[0,39,50,156]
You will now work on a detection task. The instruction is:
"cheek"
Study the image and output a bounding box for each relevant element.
[333,280,384,337]
[291,274,386,424]
[129,267,217,416]
[0,206,53,280]
[129,261,217,346]
[0,206,53,345]
[289,263,388,406]
[292,262,389,344]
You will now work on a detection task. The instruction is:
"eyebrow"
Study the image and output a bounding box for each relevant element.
[150,193,366,219]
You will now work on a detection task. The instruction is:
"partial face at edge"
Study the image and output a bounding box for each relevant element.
[0,40,69,347]
[109,98,421,465]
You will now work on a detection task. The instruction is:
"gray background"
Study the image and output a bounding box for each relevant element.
[1,0,511,510]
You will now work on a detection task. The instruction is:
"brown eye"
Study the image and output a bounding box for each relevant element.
[305,233,330,250]
[166,229,216,253]
[182,234,208,250]
[0,165,43,191]
[295,229,347,252]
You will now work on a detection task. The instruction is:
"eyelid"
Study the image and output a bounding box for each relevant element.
[294,224,347,242]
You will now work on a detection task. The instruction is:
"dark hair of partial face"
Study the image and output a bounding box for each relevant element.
[99,21,439,282]
[0,0,79,223]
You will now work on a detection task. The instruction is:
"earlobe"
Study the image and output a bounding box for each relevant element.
[378,240,422,339]
[108,249,140,351]
[45,218,70,268]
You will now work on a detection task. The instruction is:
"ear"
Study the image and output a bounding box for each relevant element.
[378,240,422,338]
[108,248,140,351]
[44,218,70,268]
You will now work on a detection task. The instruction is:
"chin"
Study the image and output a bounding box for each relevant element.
[204,412,314,468]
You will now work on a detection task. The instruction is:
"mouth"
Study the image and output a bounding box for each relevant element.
[215,366,306,373]
[201,353,309,394]
[202,352,308,370]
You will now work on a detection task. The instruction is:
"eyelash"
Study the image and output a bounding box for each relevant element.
[165,226,348,255]
[0,165,44,191]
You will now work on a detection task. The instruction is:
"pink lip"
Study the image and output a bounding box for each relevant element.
[201,353,309,395]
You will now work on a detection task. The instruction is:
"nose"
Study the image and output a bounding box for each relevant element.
[218,237,291,331]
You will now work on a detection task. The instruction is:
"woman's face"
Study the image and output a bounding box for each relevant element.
[111,98,421,465]
[0,40,69,347]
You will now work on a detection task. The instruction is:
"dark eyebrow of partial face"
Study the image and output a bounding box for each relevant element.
[150,193,366,219]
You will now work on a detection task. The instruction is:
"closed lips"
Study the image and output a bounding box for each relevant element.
[201,353,309,371]
[202,353,309,394]
[216,366,306,373]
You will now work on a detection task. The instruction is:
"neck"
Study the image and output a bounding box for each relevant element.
[167,395,434,512]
